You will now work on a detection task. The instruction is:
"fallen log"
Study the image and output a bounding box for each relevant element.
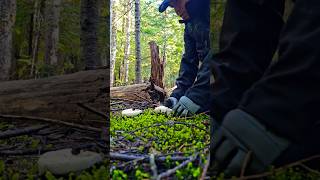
[111,82,166,103]
[0,69,107,125]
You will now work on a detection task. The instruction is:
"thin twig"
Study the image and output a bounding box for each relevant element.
[299,164,320,176]
[110,101,124,106]
[156,153,199,180]
[234,154,320,180]
[0,114,102,133]
[240,151,252,177]
[150,154,158,179]
[110,152,189,162]
[0,125,49,139]
[200,154,211,180]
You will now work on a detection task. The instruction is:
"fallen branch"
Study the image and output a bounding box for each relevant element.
[200,154,211,180]
[0,114,102,133]
[156,153,199,180]
[235,154,320,180]
[299,164,320,176]
[0,147,59,156]
[110,152,189,162]
[0,124,49,139]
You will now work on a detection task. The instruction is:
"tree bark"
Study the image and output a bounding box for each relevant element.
[44,0,61,65]
[134,0,142,84]
[30,0,42,77]
[0,69,107,123]
[80,0,100,70]
[111,83,166,103]
[123,2,131,84]
[0,0,16,81]
[110,0,117,86]
[149,41,164,88]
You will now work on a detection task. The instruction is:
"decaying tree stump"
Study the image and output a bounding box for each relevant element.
[111,82,166,103]
[149,41,164,88]
[0,69,107,124]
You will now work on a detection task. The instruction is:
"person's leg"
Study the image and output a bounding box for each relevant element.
[184,19,211,111]
[210,0,285,121]
[170,23,199,100]
[239,0,320,163]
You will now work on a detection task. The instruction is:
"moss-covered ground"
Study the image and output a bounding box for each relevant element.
[110,110,320,180]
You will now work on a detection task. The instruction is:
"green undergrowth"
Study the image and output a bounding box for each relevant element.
[111,109,210,179]
[0,121,110,180]
[110,110,320,180]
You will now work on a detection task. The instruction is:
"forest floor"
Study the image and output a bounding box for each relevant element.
[0,117,108,179]
[110,99,320,180]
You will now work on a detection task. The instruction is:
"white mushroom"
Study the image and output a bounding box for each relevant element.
[154,106,172,115]
[121,108,143,117]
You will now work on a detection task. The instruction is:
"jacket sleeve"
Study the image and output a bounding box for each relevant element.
[186,0,210,20]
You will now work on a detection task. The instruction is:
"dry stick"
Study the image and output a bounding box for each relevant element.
[234,154,320,180]
[200,154,211,180]
[0,124,49,139]
[175,111,210,120]
[77,103,108,119]
[150,154,158,179]
[0,147,59,156]
[0,114,102,133]
[110,101,124,106]
[240,151,252,177]
[156,153,199,180]
[111,156,147,171]
[110,152,189,162]
[299,164,320,176]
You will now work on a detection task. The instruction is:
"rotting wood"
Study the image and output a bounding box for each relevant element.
[0,69,107,124]
[111,82,166,103]
[0,114,102,133]
[149,41,164,88]
[0,124,49,139]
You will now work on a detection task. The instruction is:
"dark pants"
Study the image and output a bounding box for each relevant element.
[211,0,320,164]
[171,19,211,110]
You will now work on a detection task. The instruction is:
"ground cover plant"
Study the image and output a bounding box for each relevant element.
[110,110,320,180]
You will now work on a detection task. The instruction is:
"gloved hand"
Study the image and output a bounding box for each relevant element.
[210,109,290,177]
[172,96,200,117]
[162,97,178,109]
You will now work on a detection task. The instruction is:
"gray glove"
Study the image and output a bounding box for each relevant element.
[172,96,200,117]
[210,109,290,177]
[162,97,178,109]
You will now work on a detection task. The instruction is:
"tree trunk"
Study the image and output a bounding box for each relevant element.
[110,0,117,87]
[149,41,164,88]
[80,0,100,70]
[44,0,61,65]
[30,0,42,77]
[134,0,142,84]
[123,2,131,84]
[0,0,16,81]
[0,69,107,123]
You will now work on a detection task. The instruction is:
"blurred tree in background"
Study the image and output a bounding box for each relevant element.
[9,0,107,80]
[110,0,226,88]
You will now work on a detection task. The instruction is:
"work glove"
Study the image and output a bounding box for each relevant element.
[162,97,178,109]
[210,109,290,177]
[172,96,200,117]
